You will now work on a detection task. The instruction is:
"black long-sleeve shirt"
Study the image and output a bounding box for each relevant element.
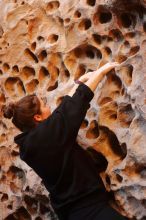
[14,83,107,212]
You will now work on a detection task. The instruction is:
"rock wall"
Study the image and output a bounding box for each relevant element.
[0,0,146,219]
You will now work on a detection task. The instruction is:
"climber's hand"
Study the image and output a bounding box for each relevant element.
[79,71,93,83]
[79,62,119,83]
[95,62,119,76]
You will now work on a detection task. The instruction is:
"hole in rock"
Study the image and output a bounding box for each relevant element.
[47,81,58,91]
[86,0,96,6]
[21,66,35,80]
[129,46,140,56]
[26,79,39,93]
[24,48,38,63]
[25,186,30,191]
[98,101,118,122]
[3,63,10,71]
[116,54,127,63]
[47,1,60,12]
[35,194,50,204]
[135,164,146,178]
[38,50,47,61]
[118,103,135,127]
[107,71,122,90]
[4,77,25,95]
[102,47,112,58]
[7,204,13,210]
[64,69,70,78]
[123,40,130,48]
[56,96,64,106]
[74,64,86,80]
[125,32,136,39]
[37,36,45,42]
[8,166,25,179]
[80,119,89,129]
[48,34,59,44]
[109,29,124,42]
[74,47,83,58]
[31,42,36,50]
[78,19,92,31]
[64,18,70,24]
[93,5,112,25]
[104,47,112,55]
[116,174,123,182]
[110,113,117,120]
[40,203,50,214]
[57,16,64,24]
[96,49,102,59]
[120,143,127,159]
[85,48,95,59]
[99,126,127,158]
[92,34,102,45]
[74,10,81,18]
[1,193,8,201]
[35,217,43,220]
[86,120,99,139]
[98,6,112,23]
[24,195,38,213]
[39,66,50,78]
[12,65,19,73]
[120,13,134,28]
[74,45,101,60]
[11,150,19,156]
[120,64,133,86]
[14,206,31,220]
[98,97,113,106]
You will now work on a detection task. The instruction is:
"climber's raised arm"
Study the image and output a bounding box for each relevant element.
[54,62,119,141]
[68,62,119,97]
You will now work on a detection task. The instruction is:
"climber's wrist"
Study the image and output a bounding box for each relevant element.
[74,79,84,84]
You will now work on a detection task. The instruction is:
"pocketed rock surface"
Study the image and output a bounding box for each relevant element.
[0,0,146,219]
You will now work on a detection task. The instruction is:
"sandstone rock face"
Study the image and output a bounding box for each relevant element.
[0,0,146,219]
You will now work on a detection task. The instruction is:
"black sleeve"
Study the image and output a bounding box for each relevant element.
[54,83,94,141]
[19,83,94,181]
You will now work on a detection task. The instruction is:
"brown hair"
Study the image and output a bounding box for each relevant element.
[2,94,42,132]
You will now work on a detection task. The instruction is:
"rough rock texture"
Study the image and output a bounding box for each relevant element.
[0,0,146,219]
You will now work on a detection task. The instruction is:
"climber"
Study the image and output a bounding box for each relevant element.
[2,62,129,220]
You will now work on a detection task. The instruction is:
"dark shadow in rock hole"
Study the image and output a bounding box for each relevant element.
[98,5,112,24]
[86,0,96,7]
[8,166,25,179]
[135,164,146,178]
[86,120,99,139]
[25,48,38,63]
[116,173,123,182]
[99,126,127,159]
[110,0,146,19]
[47,81,58,91]
[120,13,136,28]
[4,207,31,220]
[107,70,122,90]
[109,29,124,42]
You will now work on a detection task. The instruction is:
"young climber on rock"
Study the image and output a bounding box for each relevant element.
[2,62,129,220]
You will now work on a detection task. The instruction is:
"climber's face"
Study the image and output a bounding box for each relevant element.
[33,96,51,122]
